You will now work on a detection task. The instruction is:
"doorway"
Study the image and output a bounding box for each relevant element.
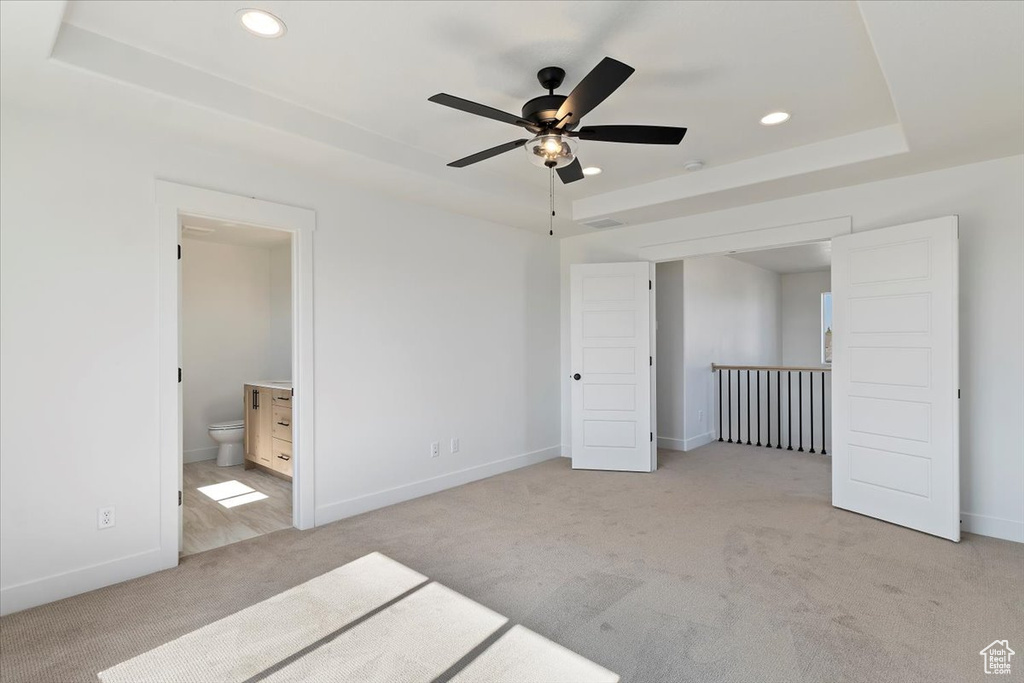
[656,240,833,457]
[569,215,961,541]
[155,181,316,570]
[179,217,293,555]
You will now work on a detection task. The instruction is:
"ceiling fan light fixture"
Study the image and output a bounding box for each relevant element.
[526,134,578,169]
[760,111,791,126]
[237,9,286,38]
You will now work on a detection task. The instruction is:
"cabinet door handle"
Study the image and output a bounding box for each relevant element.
[278,396,290,402]
[278,454,290,461]
[276,421,290,427]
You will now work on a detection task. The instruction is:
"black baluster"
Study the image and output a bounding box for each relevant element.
[766,371,773,448]
[787,371,793,450]
[776,370,782,449]
[756,370,762,447]
[809,371,816,453]
[798,371,804,452]
[821,372,828,455]
[727,370,733,443]
[718,369,724,442]
[745,370,752,445]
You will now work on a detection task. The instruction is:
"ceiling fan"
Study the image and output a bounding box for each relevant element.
[428,57,687,183]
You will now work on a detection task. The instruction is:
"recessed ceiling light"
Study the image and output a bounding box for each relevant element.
[683,160,705,171]
[760,111,791,126]
[582,166,602,176]
[237,9,286,38]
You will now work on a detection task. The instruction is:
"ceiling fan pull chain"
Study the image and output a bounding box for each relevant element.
[549,167,555,236]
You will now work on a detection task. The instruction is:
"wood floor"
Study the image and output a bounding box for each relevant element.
[182,460,292,556]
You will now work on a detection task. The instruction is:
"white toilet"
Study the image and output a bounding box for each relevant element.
[209,420,245,466]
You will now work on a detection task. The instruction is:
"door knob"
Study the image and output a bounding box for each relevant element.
[573,373,581,381]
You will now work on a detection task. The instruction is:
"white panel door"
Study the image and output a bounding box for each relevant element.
[570,262,654,472]
[832,216,959,540]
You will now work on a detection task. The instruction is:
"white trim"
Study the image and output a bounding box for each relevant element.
[961,512,1023,543]
[639,216,851,263]
[183,447,217,464]
[685,432,716,451]
[658,433,716,452]
[657,436,686,452]
[316,446,561,525]
[0,548,163,616]
[156,180,316,574]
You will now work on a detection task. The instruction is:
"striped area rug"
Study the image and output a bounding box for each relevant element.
[98,552,618,683]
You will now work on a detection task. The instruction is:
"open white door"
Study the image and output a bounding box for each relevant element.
[570,262,655,472]
[832,216,959,540]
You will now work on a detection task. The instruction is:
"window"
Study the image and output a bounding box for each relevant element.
[821,292,833,364]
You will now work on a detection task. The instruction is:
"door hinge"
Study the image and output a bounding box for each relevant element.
[177,244,181,260]
[650,432,653,443]
[649,356,653,366]
[649,279,652,290]
[178,367,182,383]
[957,389,960,398]
[178,490,182,506]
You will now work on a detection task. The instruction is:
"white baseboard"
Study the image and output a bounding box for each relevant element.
[0,547,172,616]
[657,436,686,452]
[961,512,1024,543]
[685,432,716,451]
[658,432,715,452]
[316,445,562,526]
[183,446,217,463]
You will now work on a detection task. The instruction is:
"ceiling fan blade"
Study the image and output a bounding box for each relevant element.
[448,139,529,168]
[555,57,635,130]
[574,125,687,145]
[429,93,538,131]
[556,158,585,184]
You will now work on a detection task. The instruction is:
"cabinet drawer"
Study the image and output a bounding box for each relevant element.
[272,389,292,406]
[272,438,293,477]
[272,405,292,442]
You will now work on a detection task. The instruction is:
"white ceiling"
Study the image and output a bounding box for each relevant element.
[2,1,1021,235]
[181,215,291,248]
[727,242,831,274]
[59,1,897,197]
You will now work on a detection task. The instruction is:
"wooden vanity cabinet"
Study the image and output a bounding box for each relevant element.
[244,384,292,480]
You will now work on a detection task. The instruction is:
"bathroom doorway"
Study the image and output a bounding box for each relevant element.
[179,216,294,556]
[156,180,316,572]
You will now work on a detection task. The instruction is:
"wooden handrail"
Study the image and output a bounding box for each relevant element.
[711,363,831,372]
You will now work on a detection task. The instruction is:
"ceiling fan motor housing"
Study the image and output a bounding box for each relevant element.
[522,94,568,126]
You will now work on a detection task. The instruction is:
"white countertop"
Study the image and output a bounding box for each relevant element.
[247,380,292,390]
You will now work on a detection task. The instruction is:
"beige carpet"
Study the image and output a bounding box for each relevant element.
[1,443,1022,682]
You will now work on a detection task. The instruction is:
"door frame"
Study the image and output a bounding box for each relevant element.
[156,180,316,568]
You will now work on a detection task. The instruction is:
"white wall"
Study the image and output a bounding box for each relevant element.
[656,257,781,452]
[181,239,289,463]
[562,155,1024,543]
[781,270,831,366]
[0,105,560,614]
[268,243,292,379]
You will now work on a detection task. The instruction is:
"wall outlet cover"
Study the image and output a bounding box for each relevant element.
[450,438,460,453]
[430,441,440,458]
[98,506,115,530]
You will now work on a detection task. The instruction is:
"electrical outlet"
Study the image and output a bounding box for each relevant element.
[450,438,460,454]
[98,506,115,530]
[430,441,440,458]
